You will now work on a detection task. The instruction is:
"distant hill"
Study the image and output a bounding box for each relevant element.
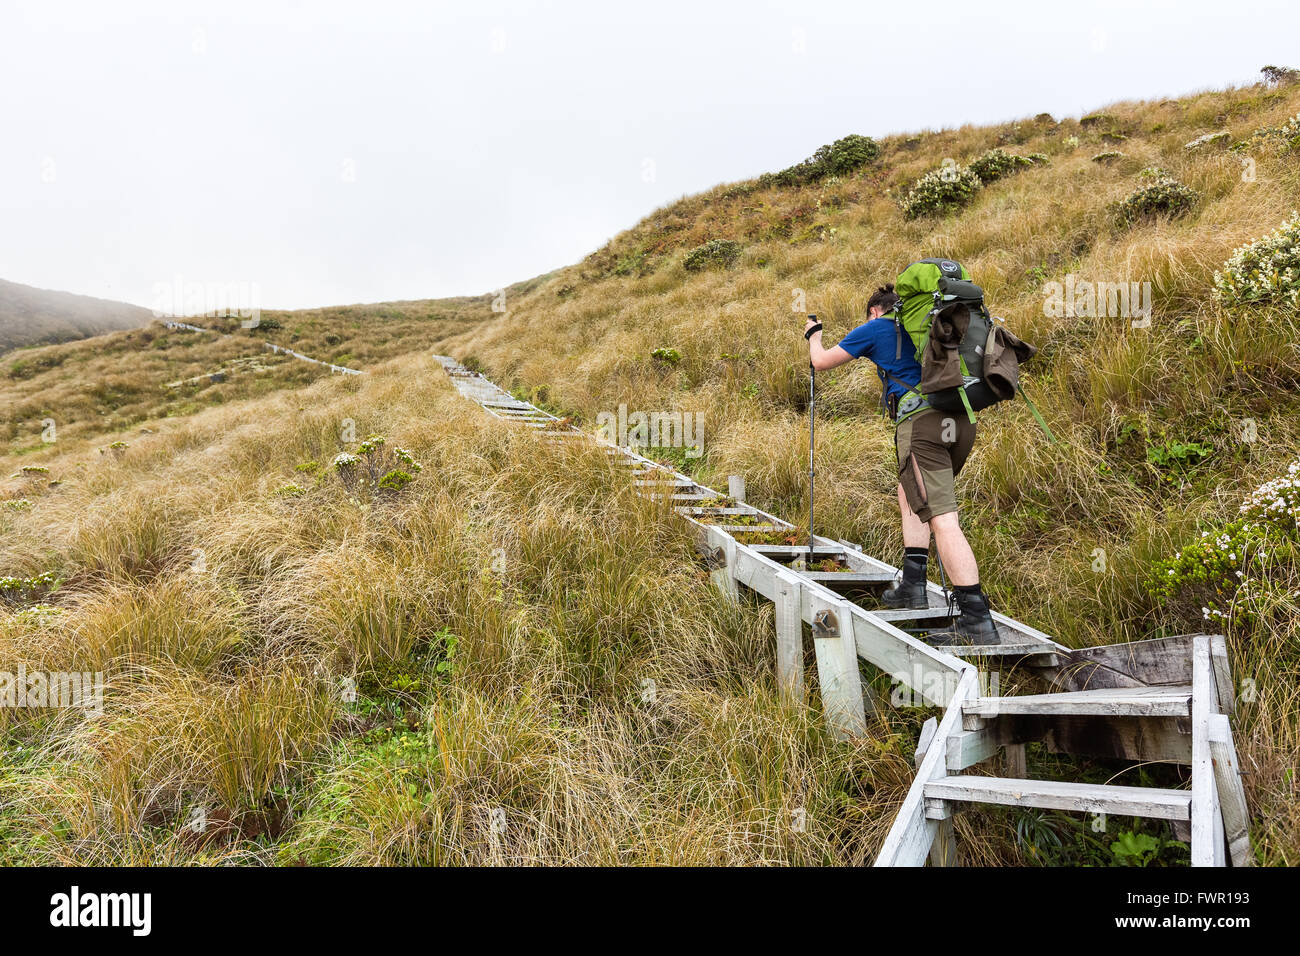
[0,278,152,353]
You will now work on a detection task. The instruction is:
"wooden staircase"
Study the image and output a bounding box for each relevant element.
[434,356,1253,868]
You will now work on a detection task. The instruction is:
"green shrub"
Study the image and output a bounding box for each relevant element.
[377,470,415,492]
[899,163,982,219]
[763,134,880,187]
[1213,213,1300,310]
[967,148,1038,183]
[650,347,681,366]
[1112,173,1197,226]
[683,239,742,271]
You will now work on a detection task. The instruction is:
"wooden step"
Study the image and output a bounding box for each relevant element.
[802,570,896,585]
[941,640,1059,661]
[963,685,1192,719]
[635,478,695,487]
[925,775,1191,820]
[867,605,954,622]
[749,544,848,558]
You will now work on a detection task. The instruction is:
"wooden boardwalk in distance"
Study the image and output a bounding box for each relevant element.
[434,355,1252,868]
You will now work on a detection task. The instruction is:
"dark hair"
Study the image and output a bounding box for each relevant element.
[867,283,900,315]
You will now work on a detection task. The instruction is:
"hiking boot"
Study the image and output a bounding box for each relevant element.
[880,555,929,610]
[926,587,1000,646]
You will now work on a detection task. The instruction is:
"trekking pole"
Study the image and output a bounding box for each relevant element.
[807,314,817,565]
[933,549,955,617]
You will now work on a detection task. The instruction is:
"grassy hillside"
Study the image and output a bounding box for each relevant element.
[0,278,153,352]
[3,77,1299,865]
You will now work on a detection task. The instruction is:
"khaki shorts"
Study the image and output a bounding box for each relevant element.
[895,407,976,523]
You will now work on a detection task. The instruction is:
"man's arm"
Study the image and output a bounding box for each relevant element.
[804,316,855,370]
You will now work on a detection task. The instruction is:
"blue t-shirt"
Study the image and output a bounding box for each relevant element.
[836,317,922,404]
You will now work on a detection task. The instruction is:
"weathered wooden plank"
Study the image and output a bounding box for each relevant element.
[915,717,938,766]
[1060,634,1196,689]
[926,776,1191,820]
[773,571,805,701]
[1004,743,1027,778]
[732,545,778,602]
[916,716,958,866]
[1208,713,1252,867]
[868,606,953,622]
[709,533,739,604]
[875,669,978,867]
[727,474,746,504]
[1191,636,1225,866]
[1210,635,1235,716]
[801,570,896,585]
[848,607,967,708]
[808,595,867,740]
[944,641,1060,660]
[634,477,695,487]
[748,544,847,558]
[947,726,1005,771]
[962,685,1192,719]
[1007,713,1193,764]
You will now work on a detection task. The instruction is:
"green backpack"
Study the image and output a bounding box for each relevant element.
[887,258,1054,439]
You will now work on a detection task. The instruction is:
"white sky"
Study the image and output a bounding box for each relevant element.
[2,0,1298,311]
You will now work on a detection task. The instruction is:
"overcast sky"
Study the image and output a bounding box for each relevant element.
[2,0,1298,312]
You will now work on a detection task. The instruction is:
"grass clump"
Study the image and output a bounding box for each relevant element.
[683,239,742,271]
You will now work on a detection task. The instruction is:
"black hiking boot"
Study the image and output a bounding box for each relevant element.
[926,587,1000,646]
[880,555,929,610]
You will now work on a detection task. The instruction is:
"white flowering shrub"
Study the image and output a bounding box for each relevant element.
[328,435,423,499]
[1212,213,1300,310]
[1234,112,1300,154]
[1112,173,1197,226]
[967,148,1041,183]
[1148,459,1300,628]
[1183,131,1230,151]
[0,569,60,607]
[899,163,982,219]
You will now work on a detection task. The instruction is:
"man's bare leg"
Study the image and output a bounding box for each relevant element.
[897,483,930,549]
[930,511,978,586]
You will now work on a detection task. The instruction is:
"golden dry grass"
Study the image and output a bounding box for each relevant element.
[2,79,1299,865]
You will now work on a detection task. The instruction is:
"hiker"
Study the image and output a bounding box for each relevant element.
[802,283,999,645]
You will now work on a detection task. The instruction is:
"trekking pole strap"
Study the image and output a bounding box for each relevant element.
[1017,383,1058,444]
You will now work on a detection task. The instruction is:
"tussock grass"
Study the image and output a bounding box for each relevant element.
[4,79,1300,865]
